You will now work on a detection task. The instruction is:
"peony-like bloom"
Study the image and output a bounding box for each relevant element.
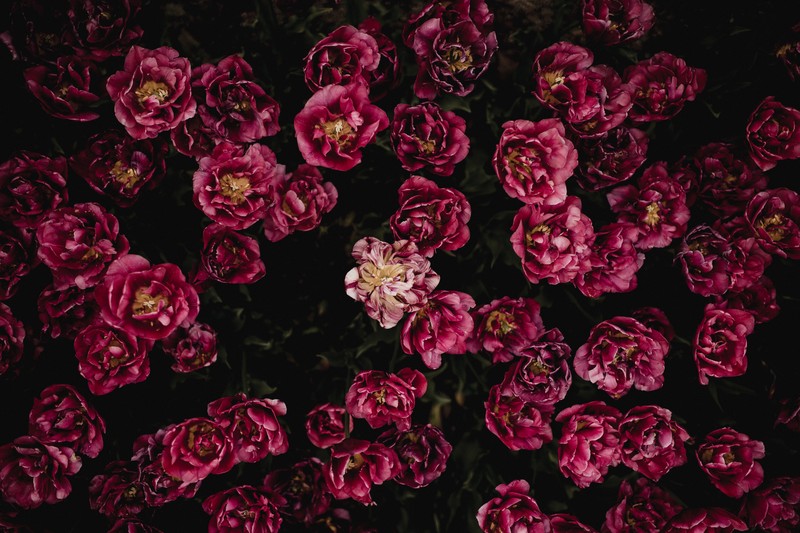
[303,24,380,92]
[160,417,235,485]
[389,176,471,258]
[740,476,800,532]
[74,322,152,395]
[262,458,332,526]
[401,290,475,369]
[130,427,202,506]
[632,306,675,342]
[677,225,738,297]
[499,329,572,409]
[36,202,129,290]
[575,126,648,191]
[716,275,780,325]
[262,164,338,242]
[24,55,100,121]
[510,196,595,285]
[581,0,655,45]
[0,151,68,228]
[322,438,401,505]
[106,45,196,139]
[574,222,644,298]
[0,302,26,376]
[38,284,100,340]
[562,65,634,137]
[94,254,200,341]
[693,304,755,385]
[467,296,546,363]
[88,460,148,518]
[746,97,800,171]
[661,507,747,532]
[618,405,691,482]
[344,237,439,328]
[345,368,427,431]
[602,477,683,533]
[745,188,800,260]
[69,129,168,207]
[202,485,282,533]
[197,224,266,285]
[555,401,622,488]
[358,17,401,100]
[403,0,494,47]
[574,314,670,398]
[493,118,578,205]
[551,514,598,532]
[305,403,352,449]
[378,424,452,489]
[295,84,388,171]
[476,479,551,533]
[694,142,769,218]
[170,114,217,159]
[28,383,106,459]
[161,321,218,373]
[696,427,765,498]
[0,226,35,301]
[624,52,707,122]
[485,384,553,451]
[207,393,288,463]
[532,42,594,111]
[66,0,143,61]
[390,102,469,176]
[192,54,280,144]
[0,436,82,509]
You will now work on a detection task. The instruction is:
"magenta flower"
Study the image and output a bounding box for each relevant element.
[358,17,401,100]
[262,458,332,526]
[295,84,388,171]
[531,41,594,112]
[390,102,469,176]
[575,126,648,191]
[207,393,288,463]
[662,508,747,532]
[745,188,800,260]
[88,460,147,518]
[555,401,622,488]
[202,485,282,533]
[677,225,739,297]
[551,514,597,532]
[581,0,655,45]
[107,518,164,533]
[160,417,235,485]
[0,150,68,229]
[561,65,634,137]
[322,438,401,505]
[130,427,202,505]
[467,296,546,363]
[715,275,780,325]
[24,55,100,121]
[741,476,800,532]
[574,222,644,298]
[74,323,152,395]
[66,0,143,61]
[0,226,36,302]
[694,142,768,218]
[603,477,683,532]
[161,322,218,373]
[198,224,266,285]
[693,304,755,385]
[499,329,572,409]
[618,405,691,481]
[305,403,352,449]
[303,25,381,92]
[485,384,553,451]
[624,51,707,122]
[0,302,26,377]
[476,479,551,533]
[170,114,217,159]
[746,97,800,170]
[696,427,765,498]
[378,424,452,489]
[345,368,427,431]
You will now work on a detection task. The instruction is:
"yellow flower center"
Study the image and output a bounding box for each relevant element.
[360,263,408,291]
[485,310,516,335]
[110,160,141,189]
[644,202,660,226]
[135,80,170,105]
[131,287,169,317]
[321,118,354,147]
[756,213,786,241]
[219,173,251,205]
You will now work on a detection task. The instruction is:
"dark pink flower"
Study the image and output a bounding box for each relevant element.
[551,514,598,532]
[378,424,452,489]
[476,479,551,533]
[390,176,471,258]
[94,254,200,341]
[322,438,401,505]
[170,114,217,159]
[532,42,594,112]
[618,405,691,482]
[295,84,388,171]
[390,102,469,176]
[745,188,800,260]
[24,55,100,121]
[696,427,765,498]
[0,302,26,376]
[485,384,553,451]
[746,97,800,171]
[37,284,100,340]
[0,151,68,228]
[581,0,655,45]
[207,393,288,463]
[403,0,494,47]
[694,142,769,218]
[66,0,143,61]
[358,18,401,100]
[574,222,644,298]
[555,401,622,488]
[262,457,332,526]
[107,518,164,533]
[677,225,739,297]
[28,383,106,458]
[160,417,235,485]
[510,196,595,285]
[1,1,71,62]
[467,296,546,363]
[262,164,338,242]
[715,275,780,324]
[344,237,439,328]
[632,306,675,342]
[740,476,800,532]
[401,290,475,369]
[161,321,218,373]
[662,507,747,532]
[106,45,196,139]
[0,436,81,509]
[74,322,152,395]
[0,226,36,301]
[69,129,168,207]
[202,485,282,533]
[198,224,266,285]
[693,304,755,385]
[193,55,280,144]
[36,202,129,290]
[130,428,201,506]
[304,25,380,92]
[575,126,648,191]
[88,460,147,518]
[305,403,352,449]
[493,118,578,205]
[345,368,427,431]
[602,477,683,533]
[499,329,572,409]
[562,65,634,137]
[624,52,707,122]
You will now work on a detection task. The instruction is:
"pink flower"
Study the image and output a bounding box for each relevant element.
[574,222,644,298]
[389,176,471,258]
[476,479,551,533]
[161,322,218,373]
[618,405,691,482]
[305,403,352,449]
[467,296,546,363]
[693,304,755,385]
[207,393,288,463]
[94,254,200,340]
[696,427,765,498]
[555,401,622,488]
[201,485,282,533]
[551,514,598,532]
[746,97,800,170]
[510,196,595,285]
[345,368,427,431]
[198,224,266,285]
[160,417,235,485]
[0,302,26,377]
[303,25,381,92]
[378,424,452,489]
[295,84,388,171]
[662,508,747,532]
[694,142,768,218]
[358,18,401,100]
[741,476,800,532]
[28,384,106,458]
[677,225,739,297]
[561,65,634,137]
[745,188,800,259]
[532,42,594,112]
[131,428,202,505]
[0,227,35,301]
[715,275,780,324]
[344,237,439,328]
[66,0,143,61]
[575,126,649,191]
[170,114,216,159]
[0,436,82,509]
[581,0,655,45]
[493,119,578,205]
[262,164,338,243]
[624,52,707,122]
[401,290,475,369]
[603,477,683,533]
[106,45,196,139]
[322,438,401,505]
[262,458,332,526]
[24,55,100,121]
[88,460,147,518]
[390,102,469,176]
[485,384,553,451]
[0,151,68,228]
[499,329,572,409]
[74,323,152,395]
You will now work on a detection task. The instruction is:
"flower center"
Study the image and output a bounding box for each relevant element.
[187,422,216,457]
[135,80,171,105]
[110,160,141,189]
[360,263,408,291]
[526,223,551,245]
[485,310,516,335]
[131,287,169,317]
[756,213,786,241]
[372,388,387,405]
[644,202,660,226]
[347,453,365,471]
[219,173,251,205]
[416,136,437,154]
[321,118,354,147]
[445,46,473,73]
